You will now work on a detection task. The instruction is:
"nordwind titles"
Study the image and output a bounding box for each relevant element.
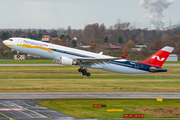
[23,40,46,47]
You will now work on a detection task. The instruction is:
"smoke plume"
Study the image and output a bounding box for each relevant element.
[140,0,174,28]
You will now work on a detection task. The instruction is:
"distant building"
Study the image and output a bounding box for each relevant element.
[77,45,90,51]
[135,45,147,48]
[79,46,90,49]
[103,45,125,50]
[131,45,147,51]
[42,35,50,42]
[131,48,142,51]
[166,54,178,62]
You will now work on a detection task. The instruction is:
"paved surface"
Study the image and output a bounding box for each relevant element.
[0,64,179,66]
[0,92,179,120]
[0,99,74,120]
[0,63,178,120]
[163,64,180,66]
[1,92,180,99]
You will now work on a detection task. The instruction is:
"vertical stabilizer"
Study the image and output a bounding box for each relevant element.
[138,46,174,67]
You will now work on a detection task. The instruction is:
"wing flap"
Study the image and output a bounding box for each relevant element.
[76,54,128,65]
[76,57,121,64]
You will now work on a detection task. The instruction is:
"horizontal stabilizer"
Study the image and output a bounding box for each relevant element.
[149,67,168,72]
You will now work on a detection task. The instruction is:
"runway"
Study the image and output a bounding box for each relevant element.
[1,92,180,99]
[0,99,73,120]
[1,63,178,99]
[0,63,178,119]
[0,92,179,120]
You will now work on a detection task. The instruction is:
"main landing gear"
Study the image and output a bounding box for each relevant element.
[78,67,91,76]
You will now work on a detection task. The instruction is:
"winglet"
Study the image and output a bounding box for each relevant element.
[99,52,103,55]
[120,54,128,58]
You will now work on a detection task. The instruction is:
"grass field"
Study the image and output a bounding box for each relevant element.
[0,59,53,64]
[36,99,180,118]
[0,64,179,119]
[0,59,179,64]
[0,66,179,92]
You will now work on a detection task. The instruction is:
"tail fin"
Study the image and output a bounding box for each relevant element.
[138,46,174,67]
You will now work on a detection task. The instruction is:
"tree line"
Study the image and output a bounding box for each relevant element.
[0,22,180,60]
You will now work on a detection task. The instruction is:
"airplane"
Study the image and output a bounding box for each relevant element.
[3,37,174,76]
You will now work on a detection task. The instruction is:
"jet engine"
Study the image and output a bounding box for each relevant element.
[58,56,77,66]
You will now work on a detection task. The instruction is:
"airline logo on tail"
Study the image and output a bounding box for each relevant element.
[151,55,165,61]
[138,46,174,68]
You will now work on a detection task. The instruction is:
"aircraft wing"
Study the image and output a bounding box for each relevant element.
[76,54,128,65]
[76,57,120,64]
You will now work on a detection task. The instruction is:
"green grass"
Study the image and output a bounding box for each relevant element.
[36,99,180,118]
[101,119,177,120]
[0,59,179,64]
[0,59,53,64]
[0,66,180,92]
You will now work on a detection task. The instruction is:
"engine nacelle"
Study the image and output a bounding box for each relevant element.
[59,56,77,66]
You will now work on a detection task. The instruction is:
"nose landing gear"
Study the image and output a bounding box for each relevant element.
[78,67,91,76]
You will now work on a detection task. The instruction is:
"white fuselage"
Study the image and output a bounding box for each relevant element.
[3,38,150,74]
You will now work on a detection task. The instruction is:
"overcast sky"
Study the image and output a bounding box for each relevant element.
[0,0,179,29]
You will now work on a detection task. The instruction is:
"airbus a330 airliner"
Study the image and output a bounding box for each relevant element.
[3,37,174,76]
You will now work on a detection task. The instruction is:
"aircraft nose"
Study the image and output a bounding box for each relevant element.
[3,40,8,45]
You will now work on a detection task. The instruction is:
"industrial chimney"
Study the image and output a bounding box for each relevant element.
[159,22,164,31]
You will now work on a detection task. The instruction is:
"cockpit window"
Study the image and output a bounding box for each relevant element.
[9,39,13,41]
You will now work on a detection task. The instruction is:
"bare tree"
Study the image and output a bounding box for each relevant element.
[83,23,106,43]
[108,22,134,44]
